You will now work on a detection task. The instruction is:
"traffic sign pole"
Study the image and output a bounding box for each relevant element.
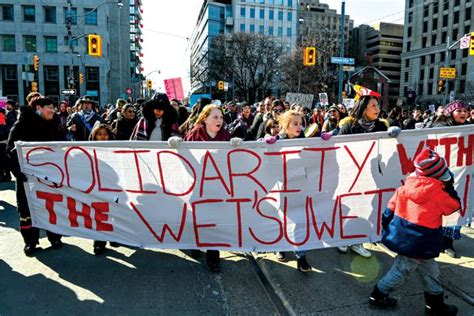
[338,0,346,104]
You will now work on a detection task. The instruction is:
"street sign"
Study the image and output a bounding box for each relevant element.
[331,57,355,65]
[460,35,470,49]
[61,89,76,95]
[86,90,99,97]
[439,67,456,79]
[342,66,355,72]
[223,82,229,91]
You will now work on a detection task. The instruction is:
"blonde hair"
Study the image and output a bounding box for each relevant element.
[195,104,224,126]
[279,110,303,134]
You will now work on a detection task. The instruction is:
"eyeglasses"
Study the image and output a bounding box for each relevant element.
[273,109,284,113]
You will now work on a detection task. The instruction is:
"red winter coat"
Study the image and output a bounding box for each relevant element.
[184,124,231,142]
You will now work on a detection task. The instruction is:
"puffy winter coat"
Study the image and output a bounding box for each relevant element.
[382,176,461,259]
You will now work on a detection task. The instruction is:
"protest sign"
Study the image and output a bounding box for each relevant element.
[285,93,314,108]
[16,126,473,251]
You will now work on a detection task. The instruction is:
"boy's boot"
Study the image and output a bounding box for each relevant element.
[206,250,220,273]
[424,292,458,316]
[369,285,397,309]
[442,237,456,258]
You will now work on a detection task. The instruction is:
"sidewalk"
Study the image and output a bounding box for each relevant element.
[1,181,473,315]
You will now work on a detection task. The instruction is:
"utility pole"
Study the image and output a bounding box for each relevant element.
[443,36,450,106]
[66,0,75,101]
[338,0,346,104]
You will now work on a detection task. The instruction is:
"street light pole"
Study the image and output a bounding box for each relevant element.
[338,0,346,104]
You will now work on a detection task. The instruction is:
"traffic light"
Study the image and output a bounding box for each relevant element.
[303,47,317,66]
[88,34,102,57]
[147,79,152,89]
[31,81,38,92]
[218,81,224,90]
[79,73,84,85]
[33,55,40,71]
[438,80,445,94]
[469,32,474,56]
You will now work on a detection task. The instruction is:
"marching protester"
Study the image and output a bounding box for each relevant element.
[267,110,312,273]
[430,100,471,258]
[180,104,242,272]
[321,104,341,134]
[171,98,190,126]
[130,93,179,141]
[179,97,212,136]
[336,94,401,258]
[223,101,238,125]
[6,97,63,255]
[57,101,70,141]
[254,99,285,140]
[369,148,460,315]
[88,123,121,255]
[386,106,403,128]
[0,100,18,182]
[105,98,127,125]
[403,106,424,129]
[112,103,138,140]
[248,97,273,140]
[67,96,103,141]
[468,105,474,124]
[227,102,254,139]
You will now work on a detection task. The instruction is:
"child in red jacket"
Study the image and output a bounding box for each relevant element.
[369,148,461,316]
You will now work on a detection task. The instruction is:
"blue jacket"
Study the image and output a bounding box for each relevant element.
[382,176,461,259]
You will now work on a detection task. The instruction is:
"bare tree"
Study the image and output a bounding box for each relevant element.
[204,32,284,102]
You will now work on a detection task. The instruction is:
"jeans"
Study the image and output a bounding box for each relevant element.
[377,254,443,295]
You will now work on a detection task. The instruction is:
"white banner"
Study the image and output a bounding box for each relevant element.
[17,126,473,251]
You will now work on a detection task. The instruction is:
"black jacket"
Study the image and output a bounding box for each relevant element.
[114,116,138,140]
[7,106,59,179]
[338,117,388,135]
[67,111,103,141]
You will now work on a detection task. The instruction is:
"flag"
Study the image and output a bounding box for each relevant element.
[353,84,381,101]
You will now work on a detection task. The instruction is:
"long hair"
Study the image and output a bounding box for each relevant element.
[179,97,212,135]
[278,110,303,134]
[194,104,224,127]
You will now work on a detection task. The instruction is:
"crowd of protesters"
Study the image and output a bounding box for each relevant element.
[1,90,471,315]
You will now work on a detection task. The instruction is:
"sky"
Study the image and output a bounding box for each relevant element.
[141,0,406,95]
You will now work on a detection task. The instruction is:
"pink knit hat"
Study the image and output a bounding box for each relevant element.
[413,148,452,182]
[443,100,467,116]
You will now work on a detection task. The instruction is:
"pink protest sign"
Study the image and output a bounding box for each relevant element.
[164,78,184,100]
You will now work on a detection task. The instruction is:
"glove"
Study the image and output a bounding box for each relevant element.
[388,126,402,138]
[265,136,278,144]
[321,132,333,141]
[230,137,243,147]
[167,136,183,148]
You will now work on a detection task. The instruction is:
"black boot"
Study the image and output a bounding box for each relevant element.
[93,240,107,255]
[443,237,456,258]
[369,285,397,309]
[424,292,458,316]
[206,250,220,273]
[297,256,312,272]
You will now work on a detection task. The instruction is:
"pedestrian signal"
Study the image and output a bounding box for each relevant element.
[31,81,38,92]
[147,79,152,89]
[88,34,102,57]
[437,80,445,94]
[304,47,316,66]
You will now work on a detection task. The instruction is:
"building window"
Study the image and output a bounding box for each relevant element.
[278,0,284,5]
[2,4,14,21]
[23,5,35,22]
[44,66,59,81]
[431,53,435,63]
[269,26,274,35]
[250,8,255,18]
[278,26,283,36]
[466,7,471,21]
[278,11,283,20]
[288,0,293,6]
[64,36,78,47]
[288,12,292,21]
[44,6,56,23]
[86,67,99,82]
[4,65,17,80]
[259,0,265,3]
[431,34,436,46]
[45,36,57,52]
[259,9,264,19]
[2,35,15,52]
[453,11,459,24]
[405,59,409,68]
[269,10,274,20]
[24,35,36,52]
[240,23,245,32]
[240,7,245,17]
[84,8,98,25]
[287,27,291,36]
[64,7,77,24]
[442,15,448,27]
[259,25,264,33]
[250,24,255,32]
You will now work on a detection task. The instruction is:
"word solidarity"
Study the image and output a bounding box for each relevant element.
[17,126,473,251]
